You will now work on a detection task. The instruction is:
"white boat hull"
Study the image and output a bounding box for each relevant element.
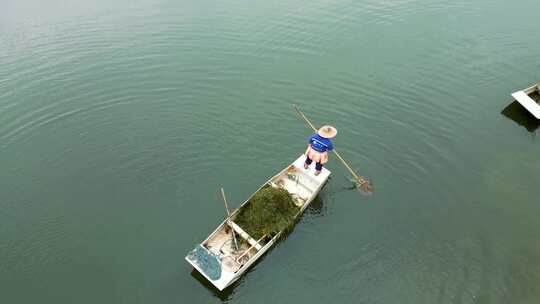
[185,154,331,290]
[511,82,540,119]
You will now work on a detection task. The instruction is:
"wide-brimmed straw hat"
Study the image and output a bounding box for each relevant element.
[318,125,337,139]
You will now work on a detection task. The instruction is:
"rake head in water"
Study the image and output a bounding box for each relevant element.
[351,177,374,196]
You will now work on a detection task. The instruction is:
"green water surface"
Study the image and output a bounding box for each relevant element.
[1,0,540,303]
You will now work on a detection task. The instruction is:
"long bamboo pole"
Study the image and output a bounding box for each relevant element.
[293,104,373,193]
[220,187,239,250]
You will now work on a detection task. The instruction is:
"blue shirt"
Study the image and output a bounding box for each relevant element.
[308,133,334,152]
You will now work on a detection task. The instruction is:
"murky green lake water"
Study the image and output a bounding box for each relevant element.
[1,0,540,303]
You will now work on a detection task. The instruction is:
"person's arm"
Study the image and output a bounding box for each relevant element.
[305,135,315,155]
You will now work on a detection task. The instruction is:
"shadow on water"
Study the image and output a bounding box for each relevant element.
[304,195,326,217]
[190,269,235,302]
[190,191,330,302]
[501,101,540,133]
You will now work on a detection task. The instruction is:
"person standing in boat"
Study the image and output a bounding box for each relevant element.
[304,125,337,176]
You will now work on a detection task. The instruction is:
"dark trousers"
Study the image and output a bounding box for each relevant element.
[305,156,323,171]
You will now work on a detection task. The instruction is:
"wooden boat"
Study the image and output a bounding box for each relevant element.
[511,82,540,119]
[185,155,331,291]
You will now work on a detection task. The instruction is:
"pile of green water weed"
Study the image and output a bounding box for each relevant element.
[234,186,299,240]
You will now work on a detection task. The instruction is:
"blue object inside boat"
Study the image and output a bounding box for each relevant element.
[187,245,222,280]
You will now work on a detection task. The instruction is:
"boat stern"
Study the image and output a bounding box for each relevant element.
[185,244,237,291]
[511,83,540,119]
